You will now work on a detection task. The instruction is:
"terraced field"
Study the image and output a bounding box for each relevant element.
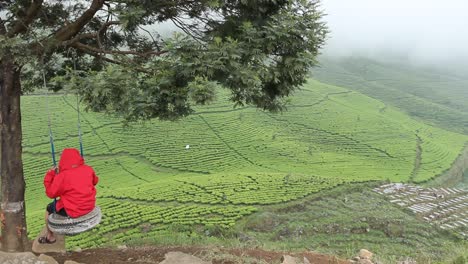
[21,78,467,249]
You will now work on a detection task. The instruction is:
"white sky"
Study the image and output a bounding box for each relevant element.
[321,0,468,65]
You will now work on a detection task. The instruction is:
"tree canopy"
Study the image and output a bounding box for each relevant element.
[1,0,328,120]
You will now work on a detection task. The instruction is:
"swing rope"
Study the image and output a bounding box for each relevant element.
[77,95,84,157]
[43,69,58,213]
[43,71,57,168]
[73,51,84,158]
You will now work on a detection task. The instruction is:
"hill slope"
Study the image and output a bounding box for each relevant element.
[312,57,468,135]
[21,78,467,249]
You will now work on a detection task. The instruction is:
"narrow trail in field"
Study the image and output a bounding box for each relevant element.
[410,134,423,183]
[379,103,388,113]
[25,147,210,176]
[198,115,281,172]
[114,159,150,182]
[289,90,353,108]
[246,175,259,185]
[176,179,227,201]
[265,112,395,159]
[62,96,114,153]
[99,193,229,206]
[62,96,150,183]
[266,89,395,159]
[194,105,251,114]
[23,123,116,150]
[195,91,352,113]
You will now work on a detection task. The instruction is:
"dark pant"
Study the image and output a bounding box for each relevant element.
[46,201,68,217]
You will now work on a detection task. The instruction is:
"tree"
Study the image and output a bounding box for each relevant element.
[0,0,327,251]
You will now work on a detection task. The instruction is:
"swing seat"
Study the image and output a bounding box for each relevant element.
[48,206,101,236]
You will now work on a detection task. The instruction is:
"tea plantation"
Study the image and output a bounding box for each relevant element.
[21,78,467,249]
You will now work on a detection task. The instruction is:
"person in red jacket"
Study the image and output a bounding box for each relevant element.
[39,148,99,244]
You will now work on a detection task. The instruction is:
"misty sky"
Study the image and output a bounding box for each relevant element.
[321,0,468,65]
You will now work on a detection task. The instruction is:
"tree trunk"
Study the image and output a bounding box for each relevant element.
[0,56,29,252]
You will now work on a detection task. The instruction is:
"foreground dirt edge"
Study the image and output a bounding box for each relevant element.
[48,245,351,264]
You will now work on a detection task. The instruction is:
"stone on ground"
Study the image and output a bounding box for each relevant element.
[281,255,298,264]
[32,226,66,254]
[159,251,211,264]
[0,251,41,264]
[358,259,373,264]
[359,249,373,260]
[64,260,85,264]
[117,245,128,250]
[38,254,59,264]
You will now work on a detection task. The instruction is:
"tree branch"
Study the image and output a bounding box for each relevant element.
[7,0,43,37]
[62,33,97,46]
[71,44,152,74]
[171,17,204,42]
[138,26,158,46]
[71,42,168,57]
[0,17,7,36]
[54,0,106,42]
[97,21,120,49]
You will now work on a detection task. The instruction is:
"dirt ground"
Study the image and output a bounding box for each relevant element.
[49,245,350,264]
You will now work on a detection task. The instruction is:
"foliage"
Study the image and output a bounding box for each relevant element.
[1,0,328,121]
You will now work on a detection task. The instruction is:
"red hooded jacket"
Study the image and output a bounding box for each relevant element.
[44,148,99,218]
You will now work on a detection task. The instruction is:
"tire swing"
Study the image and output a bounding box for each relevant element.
[43,70,101,236]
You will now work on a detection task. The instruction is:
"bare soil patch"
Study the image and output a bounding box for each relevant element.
[49,245,350,264]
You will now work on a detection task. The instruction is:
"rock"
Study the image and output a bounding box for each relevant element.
[64,261,84,264]
[0,252,39,264]
[359,249,373,260]
[32,227,66,254]
[73,247,82,253]
[358,259,373,264]
[159,252,210,264]
[281,255,298,264]
[38,254,58,264]
[303,256,311,264]
[117,245,128,250]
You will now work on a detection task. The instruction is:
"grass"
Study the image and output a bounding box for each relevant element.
[20,74,467,259]
[99,183,468,263]
[242,184,466,263]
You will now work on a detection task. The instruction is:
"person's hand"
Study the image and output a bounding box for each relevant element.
[50,166,57,173]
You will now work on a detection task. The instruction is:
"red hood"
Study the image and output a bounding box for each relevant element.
[59,148,84,171]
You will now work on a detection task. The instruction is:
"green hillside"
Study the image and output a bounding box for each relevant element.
[22,79,467,249]
[312,56,468,135]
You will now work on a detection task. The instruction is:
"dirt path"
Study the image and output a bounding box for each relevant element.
[49,245,350,264]
[409,134,422,182]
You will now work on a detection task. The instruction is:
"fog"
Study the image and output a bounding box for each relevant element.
[321,0,468,68]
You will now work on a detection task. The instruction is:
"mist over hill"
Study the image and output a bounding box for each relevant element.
[321,0,468,73]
